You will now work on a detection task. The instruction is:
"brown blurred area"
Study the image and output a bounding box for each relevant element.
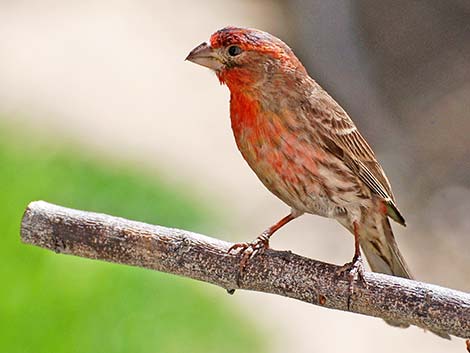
[1,1,468,352]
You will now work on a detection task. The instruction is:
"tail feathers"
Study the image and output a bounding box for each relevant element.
[360,217,451,339]
[360,217,412,279]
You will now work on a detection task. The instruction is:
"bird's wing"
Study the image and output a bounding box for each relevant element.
[309,92,405,225]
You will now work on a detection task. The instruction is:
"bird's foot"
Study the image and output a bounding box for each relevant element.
[228,233,270,258]
[336,254,367,309]
[228,233,270,286]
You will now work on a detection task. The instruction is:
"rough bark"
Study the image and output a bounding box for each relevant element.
[20,201,470,339]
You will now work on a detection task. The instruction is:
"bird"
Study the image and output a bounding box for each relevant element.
[185,26,447,336]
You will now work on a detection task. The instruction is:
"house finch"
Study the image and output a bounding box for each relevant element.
[186,27,445,334]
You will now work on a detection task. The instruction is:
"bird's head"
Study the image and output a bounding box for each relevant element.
[186,26,306,91]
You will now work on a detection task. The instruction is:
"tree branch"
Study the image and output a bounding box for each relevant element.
[21,201,470,340]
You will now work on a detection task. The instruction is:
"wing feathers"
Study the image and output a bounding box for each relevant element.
[310,92,405,225]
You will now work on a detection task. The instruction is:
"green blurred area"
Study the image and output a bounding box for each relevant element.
[0,125,262,353]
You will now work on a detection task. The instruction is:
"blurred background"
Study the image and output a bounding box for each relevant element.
[1,1,469,352]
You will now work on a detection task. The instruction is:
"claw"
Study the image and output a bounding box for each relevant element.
[228,242,248,254]
[228,236,270,286]
[250,249,259,259]
[227,212,299,286]
[337,255,365,279]
[337,254,367,310]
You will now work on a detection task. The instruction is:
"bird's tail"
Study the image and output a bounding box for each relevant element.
[359,215,412,279]
[359,214,450,339]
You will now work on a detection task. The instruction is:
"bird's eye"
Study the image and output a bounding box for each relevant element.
[227,45,242,57]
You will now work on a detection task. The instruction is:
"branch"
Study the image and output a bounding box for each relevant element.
[21,201,470,340]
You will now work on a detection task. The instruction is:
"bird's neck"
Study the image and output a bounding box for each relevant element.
[217,67,260,91]
[229,89,261,139]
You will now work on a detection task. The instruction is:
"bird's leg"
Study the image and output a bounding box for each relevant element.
[228,212,298,284]
[229,212,297,256]
[351,221,363,268]
[336,221,366,308]
[337,222,364,273]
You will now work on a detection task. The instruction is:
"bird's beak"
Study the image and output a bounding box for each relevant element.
[185,42,224,71]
